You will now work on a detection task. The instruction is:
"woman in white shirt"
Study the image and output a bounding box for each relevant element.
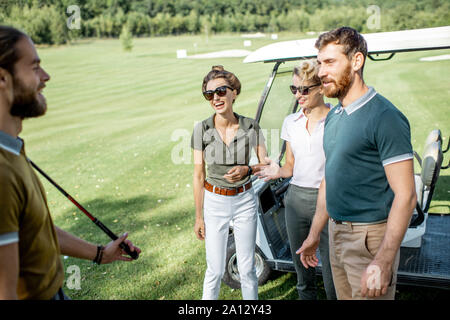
[256,59,336,300]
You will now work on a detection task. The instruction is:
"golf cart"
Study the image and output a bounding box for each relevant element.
[222,26,450,290]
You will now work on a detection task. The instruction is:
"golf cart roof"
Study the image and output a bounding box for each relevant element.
[243,26,450,63]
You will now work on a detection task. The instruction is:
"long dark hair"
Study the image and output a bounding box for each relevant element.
[0,25,26,76]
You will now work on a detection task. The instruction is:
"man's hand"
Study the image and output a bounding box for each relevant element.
[102,233,141,264]
[360,260,393,298]
[194,217,205,240]
[224,166,249,183]
[296,234,320,269]
[254,157,281,181]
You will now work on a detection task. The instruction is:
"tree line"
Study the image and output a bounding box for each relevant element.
[0,0,449,45]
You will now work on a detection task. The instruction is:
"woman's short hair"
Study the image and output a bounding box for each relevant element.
[202,65,241,95]
[293,59,320,84]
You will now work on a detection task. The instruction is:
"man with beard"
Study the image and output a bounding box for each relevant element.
[0,26,140,300]
[296,27,416,300]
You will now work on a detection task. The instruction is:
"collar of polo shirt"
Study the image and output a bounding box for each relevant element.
[294,103,332,122]
[0,130,23,156]
[339,86,377,115]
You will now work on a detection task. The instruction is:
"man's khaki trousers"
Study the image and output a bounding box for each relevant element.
[328,220,400,300]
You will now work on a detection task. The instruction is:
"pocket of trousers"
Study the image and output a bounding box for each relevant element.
[362,224,386,258]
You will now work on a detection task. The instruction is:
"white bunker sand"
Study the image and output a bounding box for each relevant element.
[419,54,450,62]
[187,50,252,59]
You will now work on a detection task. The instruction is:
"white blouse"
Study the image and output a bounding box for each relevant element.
[280,104,332,189]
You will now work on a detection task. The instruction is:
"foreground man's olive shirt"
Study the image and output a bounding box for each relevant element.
[0,130,64,300]
[191,113,265,188]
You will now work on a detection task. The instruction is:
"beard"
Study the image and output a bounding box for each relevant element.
[321,63,353,100]
[9,76,47,119]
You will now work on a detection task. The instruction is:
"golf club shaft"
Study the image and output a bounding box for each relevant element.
[29,159,139,260]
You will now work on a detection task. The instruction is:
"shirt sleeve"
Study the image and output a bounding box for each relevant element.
[0,164,21,246]
[374,108,413,166]
[191,121,205,151]
[280,116,290,142]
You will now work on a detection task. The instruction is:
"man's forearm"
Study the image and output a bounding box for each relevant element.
[374,192,416,264]
[309,178,329,238]
[0,290,17,300]
[55,227,97,261]
[0,242,19,300]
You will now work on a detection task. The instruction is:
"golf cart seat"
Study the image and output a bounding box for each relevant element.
[413,129,442,167]
[425,129,442,146]
[419,140,443,212]
[403,140,443,247]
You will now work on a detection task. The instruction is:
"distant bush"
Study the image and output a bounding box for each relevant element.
[0,4,68,45]
[120,25,133,51]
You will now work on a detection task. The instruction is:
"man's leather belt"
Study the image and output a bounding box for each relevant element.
[330,217,387,226]
[204,181,252,196]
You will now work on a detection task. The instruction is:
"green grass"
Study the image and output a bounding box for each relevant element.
[22,32,449,300]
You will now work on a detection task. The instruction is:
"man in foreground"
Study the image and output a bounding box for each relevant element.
[297,26,417,299]
[0,25,141,300]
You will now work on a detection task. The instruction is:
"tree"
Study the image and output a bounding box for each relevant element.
[120,24,133,51]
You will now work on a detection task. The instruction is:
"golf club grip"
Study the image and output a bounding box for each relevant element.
[119,242,139,260]
[95,219,139,260]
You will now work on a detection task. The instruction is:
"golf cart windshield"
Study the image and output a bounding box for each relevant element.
[256,61,299,162]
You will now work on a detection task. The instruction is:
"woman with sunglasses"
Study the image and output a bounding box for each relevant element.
[256,59,336,300]
[191,65,267,300]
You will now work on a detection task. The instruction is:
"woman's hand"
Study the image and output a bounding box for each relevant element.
[254,157,281,181]
[296,233,320,269]
[194,217,205,240]
[223,165,249,183]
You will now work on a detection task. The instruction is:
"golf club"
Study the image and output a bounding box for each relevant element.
[29,159,139,260]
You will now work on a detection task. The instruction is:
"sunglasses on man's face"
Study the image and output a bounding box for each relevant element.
[289,83,321,95]
[203,85,233,101]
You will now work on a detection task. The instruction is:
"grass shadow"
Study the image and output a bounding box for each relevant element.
[431,175,449,202]
[57,194,170,243]
[258,272,298,300]
[428,175,450,214]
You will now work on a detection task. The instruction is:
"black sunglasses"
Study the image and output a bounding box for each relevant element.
[203,85,233,101]
[289,83,321,95]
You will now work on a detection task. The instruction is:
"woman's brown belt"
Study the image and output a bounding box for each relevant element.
[204,180,252,196]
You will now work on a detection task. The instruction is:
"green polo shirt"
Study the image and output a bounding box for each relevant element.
[0,130,64,300]
[191,112,265,188]
[323,87,413,222]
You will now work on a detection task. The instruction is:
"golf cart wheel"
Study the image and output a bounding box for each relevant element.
[222,234,272,289]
